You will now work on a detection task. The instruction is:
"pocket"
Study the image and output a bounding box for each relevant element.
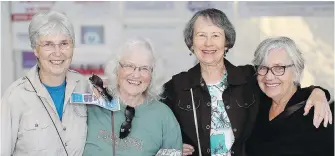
[177,99,201,111]
[21,116,51,151]
[235,94,256,108]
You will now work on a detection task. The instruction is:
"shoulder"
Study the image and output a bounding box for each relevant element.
[164,65,199,91]
[150,100,175,115]
[68,69,87,81]
[232,64,257,80]
[1,77,29,106]
[168,71,191,86]
[2,77,28,98]
[237,64,256,75]
[87,105,110,119]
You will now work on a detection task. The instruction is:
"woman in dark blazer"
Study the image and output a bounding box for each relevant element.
[161,9,331,156]
[246,37,333,156]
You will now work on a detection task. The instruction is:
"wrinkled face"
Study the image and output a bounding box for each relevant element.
[117,51,152,97]
[192,16,226,66]
[34,33,73,76]
[257,49,295,100]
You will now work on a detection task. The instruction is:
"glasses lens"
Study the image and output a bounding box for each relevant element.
[60,42,70,50]
[257,66,268,76]
[272,66,285,76]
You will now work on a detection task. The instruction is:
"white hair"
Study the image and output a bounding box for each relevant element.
[29,11,75,49]
[104,37,166,102]
[252,36,305,86]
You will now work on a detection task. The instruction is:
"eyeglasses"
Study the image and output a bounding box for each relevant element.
[37,41,72,51]
[257,64,294,76]
[119,106,135,139]
[119,62,153,75]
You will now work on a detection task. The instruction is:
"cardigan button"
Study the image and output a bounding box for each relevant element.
[206,125,210,129]
[207,148,210,153]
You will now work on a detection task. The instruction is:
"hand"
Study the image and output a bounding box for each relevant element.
[304,88,332,128]
[182,144,194,156]
[92,86,102,98]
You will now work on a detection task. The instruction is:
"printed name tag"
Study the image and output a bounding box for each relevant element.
[71,92,120,111]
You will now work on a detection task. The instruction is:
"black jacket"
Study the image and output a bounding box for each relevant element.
[162,59,261,156]
[246,88,334,156]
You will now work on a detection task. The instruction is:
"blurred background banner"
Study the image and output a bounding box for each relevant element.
[1,1,334,99]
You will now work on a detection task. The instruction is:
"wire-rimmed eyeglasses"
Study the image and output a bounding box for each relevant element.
[37,41,72,51]
[119,62,153,75]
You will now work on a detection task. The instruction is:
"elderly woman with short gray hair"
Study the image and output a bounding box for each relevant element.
[246,36,333,156]
[1,11,88,156]
[162,8,331,156]
[83,37,182,156]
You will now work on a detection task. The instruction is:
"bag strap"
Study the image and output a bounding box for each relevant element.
[278,100,306,119]
[25,76,69,156]
[190,88,202,156]
[111,111,116,156]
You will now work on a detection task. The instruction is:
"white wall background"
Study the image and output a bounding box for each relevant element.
[1,1,334,99]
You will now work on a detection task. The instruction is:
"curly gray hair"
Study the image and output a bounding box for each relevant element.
[104,37,165,102]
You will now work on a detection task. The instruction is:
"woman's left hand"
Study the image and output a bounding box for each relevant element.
[304,88,332,128]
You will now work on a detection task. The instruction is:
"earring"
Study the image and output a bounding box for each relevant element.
[224,47,228,57]
[189,46,194,56]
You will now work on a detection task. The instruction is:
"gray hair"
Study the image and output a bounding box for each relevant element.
[104,37,164,102]
[252,36,305,86]
[29,11,75,49]
[184,8,236,54]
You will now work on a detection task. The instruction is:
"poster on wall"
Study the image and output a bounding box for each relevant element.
[123,1,177,19]
[22,51,37,68]
[181,1,235,19]
[238,1,334,17]
[11,1,56,21]
[81,25,105,45]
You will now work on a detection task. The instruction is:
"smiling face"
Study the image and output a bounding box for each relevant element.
[192,16,226,66]
[34,33,73,77]
[257,49,296,100]
[117,49,153,98]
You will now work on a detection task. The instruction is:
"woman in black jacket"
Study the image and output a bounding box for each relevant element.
[161,8,331,156]
[246,37,333,156]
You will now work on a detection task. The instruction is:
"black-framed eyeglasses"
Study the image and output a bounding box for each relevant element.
[119,62,153,75]
[257,64,294,76]
[119,106,135,139]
